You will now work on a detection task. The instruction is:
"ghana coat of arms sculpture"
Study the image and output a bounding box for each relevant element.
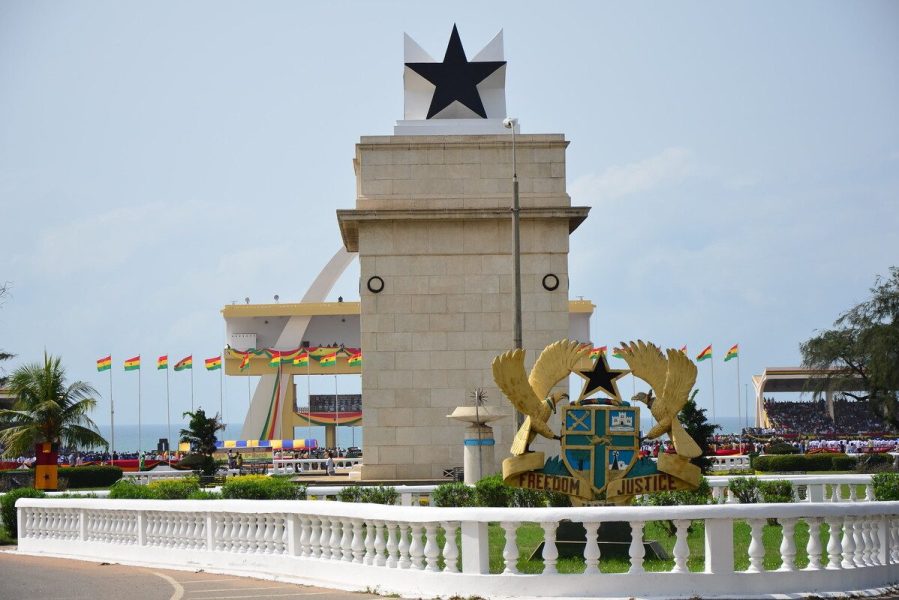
[493,339,703,504]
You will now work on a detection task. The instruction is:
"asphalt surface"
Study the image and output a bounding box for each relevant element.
[0,550,384,600]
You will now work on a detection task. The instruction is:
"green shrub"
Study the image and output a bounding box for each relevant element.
[830,455,857,471]
[108,479,157,499]
[176,453,215,475]
[57,466,123,489]
[855,453,895,473]
[759,480,793,503]
[147,477,200,499]
[765,442,799,455]
[636,477,712,507]
[359,485,398,505]
[431,482,477,507]
[337,486,363,503]
[510,486,545,507]
[220,475,304,500]
[872,472,899,500]
[475,474,511,507]
[0,487,45,536]
[187,489,222,500]
[727,477,760,503]
[754,453,853,472]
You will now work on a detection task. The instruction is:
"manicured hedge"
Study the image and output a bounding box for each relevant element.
[1,488,45,536]
[220,475,305,500]
[147,477,200,499]
[337,485,399,505]
[58,466,123,489]
[754,453,858,472]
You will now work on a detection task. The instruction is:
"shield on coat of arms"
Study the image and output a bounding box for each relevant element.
[560,405,640,495]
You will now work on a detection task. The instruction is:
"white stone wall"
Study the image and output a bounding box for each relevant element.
[348,134,580,480]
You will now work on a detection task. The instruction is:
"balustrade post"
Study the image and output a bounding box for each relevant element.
[860,519,873,566]
[540,521,558,575]
[500,522,519,574]
[460,521,489,574]
[842,517,856,569]
[808,484,824,503]
[287,515,300,556]
[309,517,322,558]
[398,523,411,569]
[865,485,875,501]
[363,520,376,565]
[341,518,354,562]
[628,520,646,574]
[205,512,214,551]
[374,521,388,567]
[672,519,690,573]
[386,522,399,568]
[849,485,858,502]
[352,519,365,564]
[873,517,886,566]
[805,517,823,570]
[830,485,840,503]
[423,523,440,571]
[79,508,87,541]
[583,521,601,575]
[825,517,842,569]
[778,518,797,571]
[442,521,459,573]
[747,519,765,573]
[704,518,734,574]
[853,516,865,567]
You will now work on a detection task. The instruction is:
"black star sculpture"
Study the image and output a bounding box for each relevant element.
[576,353,629,403]
[405,24,505,119]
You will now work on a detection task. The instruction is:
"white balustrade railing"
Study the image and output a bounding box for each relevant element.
[16,498,899,599]
[707,474,875,504]
[710,454,751,472]
[271,457,362,474]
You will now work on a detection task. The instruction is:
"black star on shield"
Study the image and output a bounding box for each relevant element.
[576,353,628,403]
[405,24,506,119]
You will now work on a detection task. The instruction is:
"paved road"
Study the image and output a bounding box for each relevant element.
[0,550,383,600]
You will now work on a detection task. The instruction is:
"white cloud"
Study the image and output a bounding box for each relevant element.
[571,147,694,202]
[21,201,214,277]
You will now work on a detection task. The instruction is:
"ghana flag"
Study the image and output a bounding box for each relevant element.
[239,352,251,371]
[293,352,309,367]
[269,350,281,368]
[205,356,222,371]
[319,352,337,367]
[97,355,112,372]
[611,347,625,359]
[157,355,168,370]
[724,344,739,362]
[696,345,712,362]
[124,355,141,371]
[174,355,192,371]
[589,346,607,359]
[347,353,362,367]
[679,345,687,354]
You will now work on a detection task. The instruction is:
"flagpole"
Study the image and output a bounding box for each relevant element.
[190,363,195,412]
[710,354,717,424]
[109,362,115,465]
[219,362,224,425]
[165,361,171,464]
[334,373,339,451]
[306,354,312,443]
[736,353,742,435]
[138,361,142,455]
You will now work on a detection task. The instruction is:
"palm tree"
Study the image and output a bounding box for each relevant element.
[0,353,107,457]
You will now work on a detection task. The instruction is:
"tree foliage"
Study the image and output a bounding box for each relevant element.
[678,389,720,474]
[0,353,107,456]
[800,267,899,429]
[179,408,224,457]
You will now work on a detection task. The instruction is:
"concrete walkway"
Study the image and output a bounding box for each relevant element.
[0,549,383,600]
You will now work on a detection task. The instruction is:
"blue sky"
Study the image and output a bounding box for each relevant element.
[1,1,897,431]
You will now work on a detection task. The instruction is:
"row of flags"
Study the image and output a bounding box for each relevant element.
[96,354,217,372]
[96,349,365,373]
[587,343,740,363]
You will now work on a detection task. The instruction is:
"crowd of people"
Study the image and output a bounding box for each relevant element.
[762,397,895,436]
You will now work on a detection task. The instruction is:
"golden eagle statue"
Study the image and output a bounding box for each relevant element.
[618,340,702,458]
[492,339,590,456]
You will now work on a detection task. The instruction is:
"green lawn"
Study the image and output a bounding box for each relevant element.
[475,519,835,574]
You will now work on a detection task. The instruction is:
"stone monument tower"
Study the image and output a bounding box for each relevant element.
[337,26,590,479]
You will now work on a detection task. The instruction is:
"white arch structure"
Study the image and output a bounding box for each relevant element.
[238,248,356,440]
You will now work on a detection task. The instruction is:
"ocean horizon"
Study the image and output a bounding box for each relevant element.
[92,415,749,454]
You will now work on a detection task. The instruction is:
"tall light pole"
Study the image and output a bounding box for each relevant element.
[504,117,524,428]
